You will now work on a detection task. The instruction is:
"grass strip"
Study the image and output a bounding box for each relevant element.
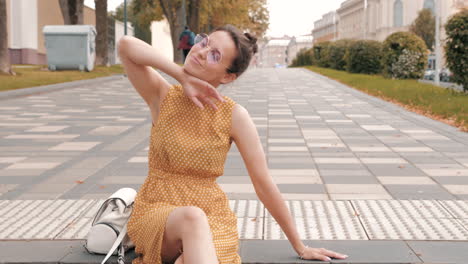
[305,66,467,132]
[0,64,124,92]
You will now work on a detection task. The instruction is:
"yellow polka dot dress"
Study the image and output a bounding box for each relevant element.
[127,84,241,264]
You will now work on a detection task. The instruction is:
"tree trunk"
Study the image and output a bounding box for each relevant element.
[0,0,13,75]
[59,0,84,25]
[174,3,184,64]
[75,0,83,24]
[187,0,200,33]
[95,0,108,66]
[159,0,183,64]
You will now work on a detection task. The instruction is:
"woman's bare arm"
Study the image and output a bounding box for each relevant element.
[230,104,348,261]
[230,104,306,255]
[117,36,183,109]
[117,36,224,112]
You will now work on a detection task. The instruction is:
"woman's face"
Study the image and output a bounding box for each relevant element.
[183,30,237,87]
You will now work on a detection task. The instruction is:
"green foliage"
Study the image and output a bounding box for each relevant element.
[313,41,331,68]
[345,40,382,74]
[444,9,468,92]
[110,1,154,44]
[290,48,313,67]
[410,8,435,51]
[328,39,355,71]
[382,31,428,79]
[306,66,468,131]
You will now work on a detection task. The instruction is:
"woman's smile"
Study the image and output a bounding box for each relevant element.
[191,56,203,67]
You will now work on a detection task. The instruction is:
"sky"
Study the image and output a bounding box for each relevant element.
[84,0,346,38]
[266,0,345,37]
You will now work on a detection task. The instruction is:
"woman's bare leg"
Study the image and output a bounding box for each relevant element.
[161,206,219,264]
[174,253,183,264]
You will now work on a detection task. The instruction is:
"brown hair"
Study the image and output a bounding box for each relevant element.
[212,24,258,77]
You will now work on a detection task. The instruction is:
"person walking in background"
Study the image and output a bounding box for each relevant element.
[178,26,195,62]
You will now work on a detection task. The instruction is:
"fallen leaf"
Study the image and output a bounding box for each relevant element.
[75,180,84,184]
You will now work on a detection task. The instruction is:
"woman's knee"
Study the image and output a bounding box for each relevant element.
[179,206,209,226]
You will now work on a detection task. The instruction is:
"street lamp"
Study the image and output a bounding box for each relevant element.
[434,0,441,85]
[124,0,127,35]
[363,0,368,39]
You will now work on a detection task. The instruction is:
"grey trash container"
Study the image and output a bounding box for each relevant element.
[43,25,96,72]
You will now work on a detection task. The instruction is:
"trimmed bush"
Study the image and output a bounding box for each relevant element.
[444,9,468,92]
[382,31,428,79]
[290,48,313,67]
[328,39,355,71]
[313,41,332,68]
[344,40,382,74]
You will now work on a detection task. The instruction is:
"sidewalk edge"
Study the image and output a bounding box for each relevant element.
[0,74,125,101]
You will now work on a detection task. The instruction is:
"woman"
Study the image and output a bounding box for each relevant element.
[118,24,349,264]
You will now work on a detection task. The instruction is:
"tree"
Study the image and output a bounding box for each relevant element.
[95,0,108,66]
[382,32,427,79]
[59,0,84,25]
[111,0,155,44]
[0,0,14,75]
[410,8,435,51]
[444,9,468,92]
[131,0,269,63]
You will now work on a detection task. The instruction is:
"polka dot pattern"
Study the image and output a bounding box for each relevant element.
[127,84,241,264]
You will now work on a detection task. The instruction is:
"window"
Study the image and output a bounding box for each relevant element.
[423,0,435,14]
[393,0,403,27]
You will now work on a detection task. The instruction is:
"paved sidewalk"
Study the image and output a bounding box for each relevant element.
[1,68,467,263]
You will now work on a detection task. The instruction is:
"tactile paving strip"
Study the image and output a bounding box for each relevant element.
[1,199,468,240]
[264,200,368,240]
[0,199,95,240]
[232,200,264,239]
[352,200,468,240]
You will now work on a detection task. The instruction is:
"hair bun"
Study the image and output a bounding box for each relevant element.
[244,32,258,54]
[244,32,257,44]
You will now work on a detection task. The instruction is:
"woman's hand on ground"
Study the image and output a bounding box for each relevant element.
[300,247,348,261]
[180,70,225,110]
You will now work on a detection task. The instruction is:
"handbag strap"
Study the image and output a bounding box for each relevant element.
[101,219,129,264]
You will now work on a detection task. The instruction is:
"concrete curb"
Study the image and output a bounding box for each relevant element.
[1,239,467,263]
[0,74,125,101]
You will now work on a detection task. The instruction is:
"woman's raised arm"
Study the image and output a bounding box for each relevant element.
[117,36,180,108]
[117,36,224,111]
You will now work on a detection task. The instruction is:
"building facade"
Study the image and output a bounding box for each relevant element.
[151,18,174,62]
[5,0,133,65]
[312,11,338,44]
[336,0,467,43]
[316,0,468,66]
[258,37,292,68]
[286,35,313,65]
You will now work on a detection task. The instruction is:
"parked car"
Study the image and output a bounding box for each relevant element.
[423,69,435,80]
[423,68,453,82]
[440,68,453,82]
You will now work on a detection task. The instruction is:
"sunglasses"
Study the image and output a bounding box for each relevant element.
[194,33,231,71]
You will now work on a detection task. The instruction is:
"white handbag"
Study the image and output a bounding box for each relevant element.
[84,188,137,264]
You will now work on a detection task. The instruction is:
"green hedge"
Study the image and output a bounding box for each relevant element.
[345,40,382,74]
[312,41,332,68]
[328,39,355,71]
[444,9,468,92]
[290,48,313,67]
[382,31,428,79]
[291,32,432,80]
